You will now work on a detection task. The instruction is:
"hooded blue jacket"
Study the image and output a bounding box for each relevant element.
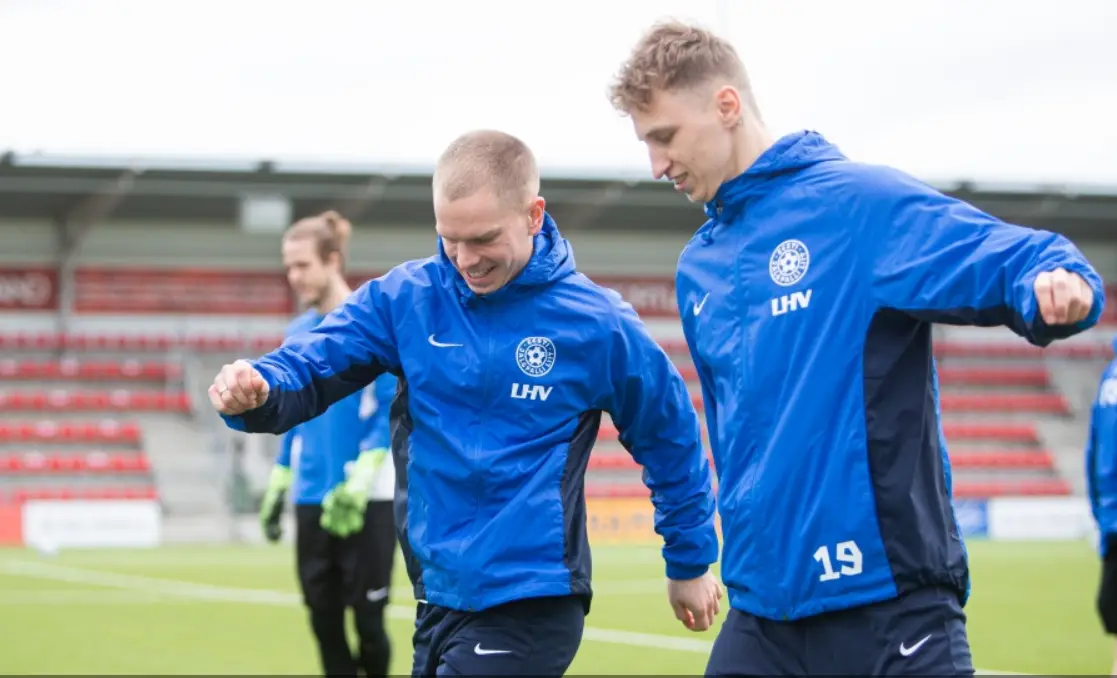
[677,130,1105,621]
[222,214,719,612]
[274,309,398,505]
[1087,336,1117,556]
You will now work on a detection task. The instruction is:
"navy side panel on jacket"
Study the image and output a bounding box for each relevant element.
[862,309,969,600]
[562,411,604,611]
[388,374,425,599]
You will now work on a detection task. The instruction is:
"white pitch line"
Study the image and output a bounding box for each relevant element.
[0,559,1028,673]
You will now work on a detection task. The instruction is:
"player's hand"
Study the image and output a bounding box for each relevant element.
[1034,268,1094,325]
[320,449,385,538]
[208,360,269,415]
[259,465,291,543]
[320,486,365,537]
[667,571,723,632]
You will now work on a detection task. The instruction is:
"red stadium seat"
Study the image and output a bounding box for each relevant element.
[8,486,158,502]
[939,393,1069,414]
[0,360,181,381]
[0,421,142,444]
[942,422,1039,443]
[948,449,1054,469]
[251,336,285,352]
[0,452,151,474]
[0,390,190,412]
[952,479,1070,498]
[935,367,1050,387]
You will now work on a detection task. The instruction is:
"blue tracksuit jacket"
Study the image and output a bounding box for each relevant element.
[275,309,398,505]
[677,129,1105,621]
[222,214,719,612]
[1087,336,1117,556]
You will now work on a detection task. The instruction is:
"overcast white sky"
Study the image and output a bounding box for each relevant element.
[1,0,1115,185]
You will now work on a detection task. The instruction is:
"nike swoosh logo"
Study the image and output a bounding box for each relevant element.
[899,633,932,656]
[693,292,710,316]
[428,334,463,348]
[474,643,511,656]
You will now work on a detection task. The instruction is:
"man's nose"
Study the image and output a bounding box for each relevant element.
[650,148,671,181]
[455,244,482,270]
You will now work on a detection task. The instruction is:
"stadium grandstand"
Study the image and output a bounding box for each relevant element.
[4,152,1117,674]
[2,152,1117,544]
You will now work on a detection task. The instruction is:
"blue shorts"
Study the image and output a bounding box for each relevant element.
[705,586,974,676]
[410,594,585,676]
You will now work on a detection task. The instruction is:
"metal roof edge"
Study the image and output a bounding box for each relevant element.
[6,150,1117,197]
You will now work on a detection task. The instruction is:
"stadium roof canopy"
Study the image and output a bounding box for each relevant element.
[2,150,1117,239]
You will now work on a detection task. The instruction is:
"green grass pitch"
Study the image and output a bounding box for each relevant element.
[0,539,1111,674]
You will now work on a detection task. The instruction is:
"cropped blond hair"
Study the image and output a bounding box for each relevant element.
[434,129,540,209]
[608,19,756,115]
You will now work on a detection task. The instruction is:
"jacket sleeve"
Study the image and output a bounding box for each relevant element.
[358,374,397,453]
[275,430,295,468]
[220,279,402,436]
[865,169,1106,347]
[602,296,719,580]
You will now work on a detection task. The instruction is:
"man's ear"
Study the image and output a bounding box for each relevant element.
[713,85,743,128]
[528,196,546,235]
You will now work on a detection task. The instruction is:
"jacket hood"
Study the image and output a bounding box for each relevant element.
[439,211,576,304]
[703,130,847,223]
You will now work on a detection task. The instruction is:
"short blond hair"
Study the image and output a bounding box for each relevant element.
[433,129,540,209]
[608,19,755,115]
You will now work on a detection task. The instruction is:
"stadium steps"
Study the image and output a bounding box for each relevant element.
[134,415,226,518]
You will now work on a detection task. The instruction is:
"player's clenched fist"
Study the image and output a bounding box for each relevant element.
[209,359,269,415]
[1034,267,1094,325]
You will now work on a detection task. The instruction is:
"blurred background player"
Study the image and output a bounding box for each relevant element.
[258,209,399,678]
[1086,335,1117,676]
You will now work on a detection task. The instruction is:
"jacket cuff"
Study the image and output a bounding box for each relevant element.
[666,561,709,581]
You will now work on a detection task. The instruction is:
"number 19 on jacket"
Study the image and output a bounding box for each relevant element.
[814,540,863,582]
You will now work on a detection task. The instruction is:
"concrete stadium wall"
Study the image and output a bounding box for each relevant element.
[1,218,692,275]
[6,217,1117,278]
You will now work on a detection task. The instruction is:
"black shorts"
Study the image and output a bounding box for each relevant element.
[1098,544,1117,634]
[411,595,585,677]
[705,586,973,676]
[295,500,397,610]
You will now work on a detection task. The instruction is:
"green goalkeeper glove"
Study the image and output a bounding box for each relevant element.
[259,465,291,543]
[320,449,388,538]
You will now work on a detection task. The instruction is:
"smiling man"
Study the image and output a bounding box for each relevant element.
[207,129,723,676]
[607,18,1106,678]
